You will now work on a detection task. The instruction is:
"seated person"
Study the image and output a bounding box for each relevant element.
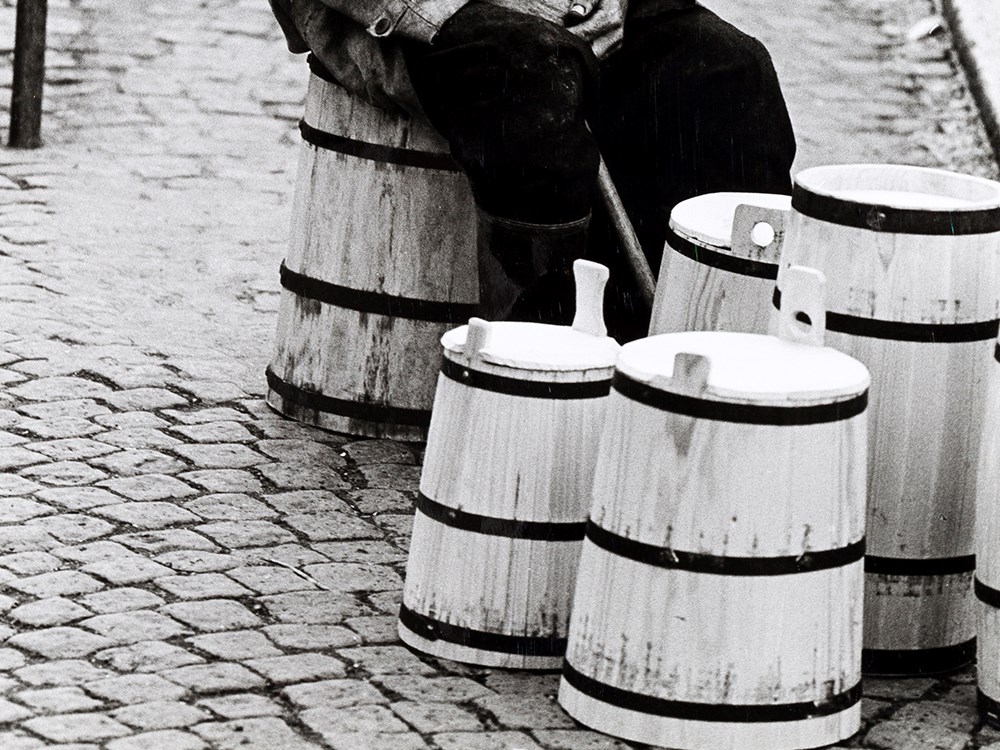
[269,0,797,340]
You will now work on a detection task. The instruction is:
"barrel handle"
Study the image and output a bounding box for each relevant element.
[572,259,610,338]
[778,265,827,347]
[657,352,711,396]
[464,317,492,361]
[732,203,788,262]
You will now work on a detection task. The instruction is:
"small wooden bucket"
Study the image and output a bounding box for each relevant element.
[776,163,1000,675]
[649,192,790,336]
[977,334,1000,726]
[266,57,478,441]
[399,261,620,669]
[560,267,869,750]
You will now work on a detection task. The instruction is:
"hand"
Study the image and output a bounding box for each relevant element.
[562,0,623,58]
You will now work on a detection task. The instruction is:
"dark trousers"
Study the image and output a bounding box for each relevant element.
[403,3,797,339]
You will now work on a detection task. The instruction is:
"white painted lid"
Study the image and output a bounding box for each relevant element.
[442,321,620,373]
[617,330,870,405]
[669,192,792,248]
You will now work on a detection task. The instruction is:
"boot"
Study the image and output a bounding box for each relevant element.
[476,209,591,324]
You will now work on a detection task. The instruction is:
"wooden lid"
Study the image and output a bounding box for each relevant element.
[669,192,791,248]
[617,330,869,405]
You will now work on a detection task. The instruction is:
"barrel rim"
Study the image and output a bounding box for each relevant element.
[665,229,778,280]
[439,355,614,398]
[792,164,1000,235]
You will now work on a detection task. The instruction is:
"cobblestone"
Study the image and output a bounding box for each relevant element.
[77,588,164,616]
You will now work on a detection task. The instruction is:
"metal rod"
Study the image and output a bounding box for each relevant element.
[596,154,656,307]
[9,0,48,149]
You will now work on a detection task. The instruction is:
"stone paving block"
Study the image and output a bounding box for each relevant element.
[360,463,423,491]
[483,673,560,697]
[0,697,33,722]
[84,673,188,704]
[172,442,265,469]
[51,540,134,564]
[104,388,188,411]
[345,615,400,644]
[376,675,495,704]
[105,729,207,750]
[154,550,241,573]
[342,440,416,466]
[259,591,372,624]
[177,469,262,493]
[9,569,105,596]
[0,526,56,556]
[25,513,115,543]
[27,437,118,460]
[187,630,282,660]
[95,413,170,429]
[16,685,104,712]
[244,653,348,683]
[309,540,408,564]
[0,732,43,750]
[94,641,205,674]
[257,462,351,491]
[0,648,26,670]
[92,449,187,476]
[160,663,266,693]
[0,550,62,575]
[892,699,979,733]
[225,565,320,595]
[156,572,253,599]
[256,439,347,466]
[232,543,328,568]
[193,717,322,750]
[9,626,114,658]
[20,460,109,486]
[35,486,122,510]
[196,694,284,723]
[0,446,49,470]
[95,428,182,449]
[81,555,175,584]
[112,700,211,730]
[94,501,202,529]
[285,512,383,541]
[14,659,114,687]
[531,729,634,749]
[162,407,250,424]
[302,562,402,592]
[263,623,362,650]
[0,474,43,496]
[10,377,113,401]
[22,713,131,742]
[864,719,970,750]
[0,497,52,522]
[82,610,190,644]
[368,590,404,615]
[169,421,254,443]
[262,489,351,515]
[17,399,111,419]
[161,599,263,631]
[474,694,576,729]
[17,417,104,439]
[0,429,27,446]
[111,530,216,555]
[320,732,429,750]
[392,701,484,732]
[183,493,276,520]
[338,646,438,676]
[98,474,198,501]
[299,704,409,735]
[376,514,414,542]
[433,732,543,750]
[194,520,296,548]
[347,489,416,516]
[9,596,92,626]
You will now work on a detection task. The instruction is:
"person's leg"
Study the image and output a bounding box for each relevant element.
[595,4,797,282]
[402,5,601,323]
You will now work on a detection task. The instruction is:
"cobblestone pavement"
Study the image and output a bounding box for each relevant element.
[0,0,996,748]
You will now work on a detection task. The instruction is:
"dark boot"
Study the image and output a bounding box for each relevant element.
[476,209,591,324]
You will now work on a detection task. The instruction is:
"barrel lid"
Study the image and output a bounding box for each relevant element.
[669,192,791,249]
[617,330,869,405]
[442,322,620,374]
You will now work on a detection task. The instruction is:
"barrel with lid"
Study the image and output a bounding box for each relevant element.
[399,261,620,669]
[267,57,478,441]
[560,267,869,750]
[776,163,1000,675]
[649,192,790,336]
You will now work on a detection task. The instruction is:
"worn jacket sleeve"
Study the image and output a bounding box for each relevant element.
[312,0,474,43]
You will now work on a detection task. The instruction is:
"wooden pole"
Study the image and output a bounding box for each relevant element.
[9,0,48,149]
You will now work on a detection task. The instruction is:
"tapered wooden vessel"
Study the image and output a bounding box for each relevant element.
[399,261,620,668]
[776,164,1000,675]
[560,267,869,750]
[978,335,1000,725]
[650,192,790,336]
[267,57,477,440]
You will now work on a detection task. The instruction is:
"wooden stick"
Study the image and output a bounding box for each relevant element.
[596,154,656,307]
[9,0,48,149]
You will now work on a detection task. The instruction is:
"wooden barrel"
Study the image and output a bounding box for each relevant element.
[649,192,790,336]
[776,163,1000,675]
[978,335,1000,725]
[399,261,620,668]
[266,56,478,441]
[560,267,869,750]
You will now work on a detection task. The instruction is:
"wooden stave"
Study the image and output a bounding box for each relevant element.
[267,70,477,439]
[559,383,866,748]
[401,358,612,668]
[978,343,1000,717]
[778,172,1000,671]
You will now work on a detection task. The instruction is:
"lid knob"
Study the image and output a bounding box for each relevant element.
[463,317,492,361]
[572,259,610,338]
[778,266,827,347]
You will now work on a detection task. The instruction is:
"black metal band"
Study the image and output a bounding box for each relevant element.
[791,186,1000,235]
[612,371,867,426]
[279,262,477,324]
[773,288,999,342]
[307,53,338,83]
[995,342,1000,363]
[299,119,462,172]
[586,522,864,576]
[978,688,1000,729]
[666,230,778,279]
[398,603,566,658]
[561,662,861,722]
[440,356,612,400]
[416,492,586,541]
[976,578,1000,609]
[265,367,431,428]
[864,554,976,576]
[862,640,976,676]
